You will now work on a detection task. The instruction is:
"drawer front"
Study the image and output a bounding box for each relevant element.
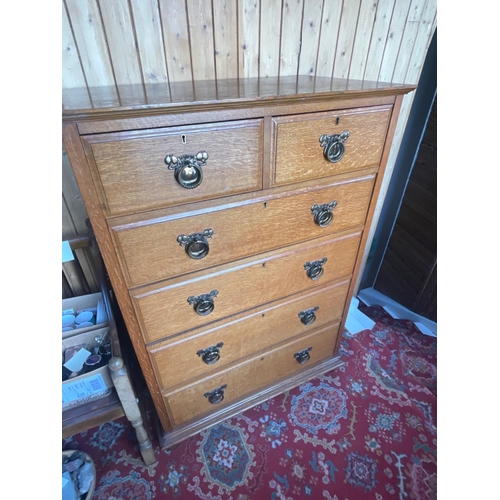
[82,120,263,216]
[149,280,349,390]
[163,322,340,426]
[112,175,374,287]
[132,232,361,343]
[273,106,391,186]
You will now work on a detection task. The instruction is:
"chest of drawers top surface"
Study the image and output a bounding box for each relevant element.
[62,75,414,120]
[63,76,415,448]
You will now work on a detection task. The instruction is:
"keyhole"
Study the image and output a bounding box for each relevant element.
[336,117,340,125]
[181,134,187,144]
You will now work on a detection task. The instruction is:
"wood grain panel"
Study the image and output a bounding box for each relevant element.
[62,0,436,90]
[348,0,378,80]
[163,322,340,426]
[297,0,324,77]
[111,176,374,287]
[213,0,239,80]
[315,0,343,78]
[158,0,193,84]
[82,119,264,216]
[131,233,360,342]
[404,0,436,83]
[274,106,391,185]
[186,0,216,83]
[377,0,411,82]
[62,2,88,90]
[129,0,169,88]
[149,280,350,390]
[238,0,260,79]
[391,0,426,83]
[363,0,395,80]
[64,0,116,88]
[98,0,143,88]
[259,0,282,77]
[279,0,304,77]
[332,0,362,79]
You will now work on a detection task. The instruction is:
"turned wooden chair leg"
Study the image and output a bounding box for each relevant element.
[108,357,157,466]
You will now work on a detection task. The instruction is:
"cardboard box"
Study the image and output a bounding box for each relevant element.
[62,292,108,340]
[62,326,114,411]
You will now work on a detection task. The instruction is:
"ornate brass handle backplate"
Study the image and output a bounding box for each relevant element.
[298,306,319,326]
[304,258,328,280]
[319,130,350,163]
[187,290,219,316]
[311,200,338,227]
[294,347,312,364]
[177,228,213,259]
[165,150,209,189]
[204,384,227,404]
[197,342,224,365]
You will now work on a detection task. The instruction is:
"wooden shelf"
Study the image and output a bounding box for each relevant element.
[62,389,125,439]
[62,235,156,465]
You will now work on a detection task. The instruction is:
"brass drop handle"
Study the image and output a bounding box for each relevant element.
[187,290,218,316]
[311,201,338,227]
[197,342,224,365]
[177,229,213,259]
[298,306,319,326]
[204,384,227,405]
[294,347,312,364]
[165,150,208,189]
[304,258,328,280]
[319,130,350,163]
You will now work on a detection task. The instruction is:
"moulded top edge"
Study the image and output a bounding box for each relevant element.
[62,76,416,121]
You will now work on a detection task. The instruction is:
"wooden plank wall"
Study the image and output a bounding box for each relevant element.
[62,0,437,297]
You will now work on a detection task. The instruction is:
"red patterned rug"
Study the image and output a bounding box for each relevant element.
[62,305,437,499]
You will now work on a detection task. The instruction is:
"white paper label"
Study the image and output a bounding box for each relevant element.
[62,373,107,404]
[63,348,91,372]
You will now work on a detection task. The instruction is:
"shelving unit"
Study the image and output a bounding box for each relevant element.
[62,234,157,466]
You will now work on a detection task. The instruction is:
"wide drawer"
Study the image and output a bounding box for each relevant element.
[149,280,350,390]
[81,119,264,216]
[112,174,374,287]
[163,321,340,426]
[131,231,361,343]
[273,105,391,186]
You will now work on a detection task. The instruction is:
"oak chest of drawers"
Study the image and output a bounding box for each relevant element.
[62,76,415,448]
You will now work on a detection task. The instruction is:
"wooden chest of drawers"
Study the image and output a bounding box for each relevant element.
[62,76,415,448]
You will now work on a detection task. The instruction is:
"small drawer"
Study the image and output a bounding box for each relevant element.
[162,321,340,426]
[111,174,374,287]
[273,105,391,186]
[81,119,264,216]
[131,231,360,343]
[149,280,350,390]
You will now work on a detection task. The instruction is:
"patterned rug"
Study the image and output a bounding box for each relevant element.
[62,305,437,499]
